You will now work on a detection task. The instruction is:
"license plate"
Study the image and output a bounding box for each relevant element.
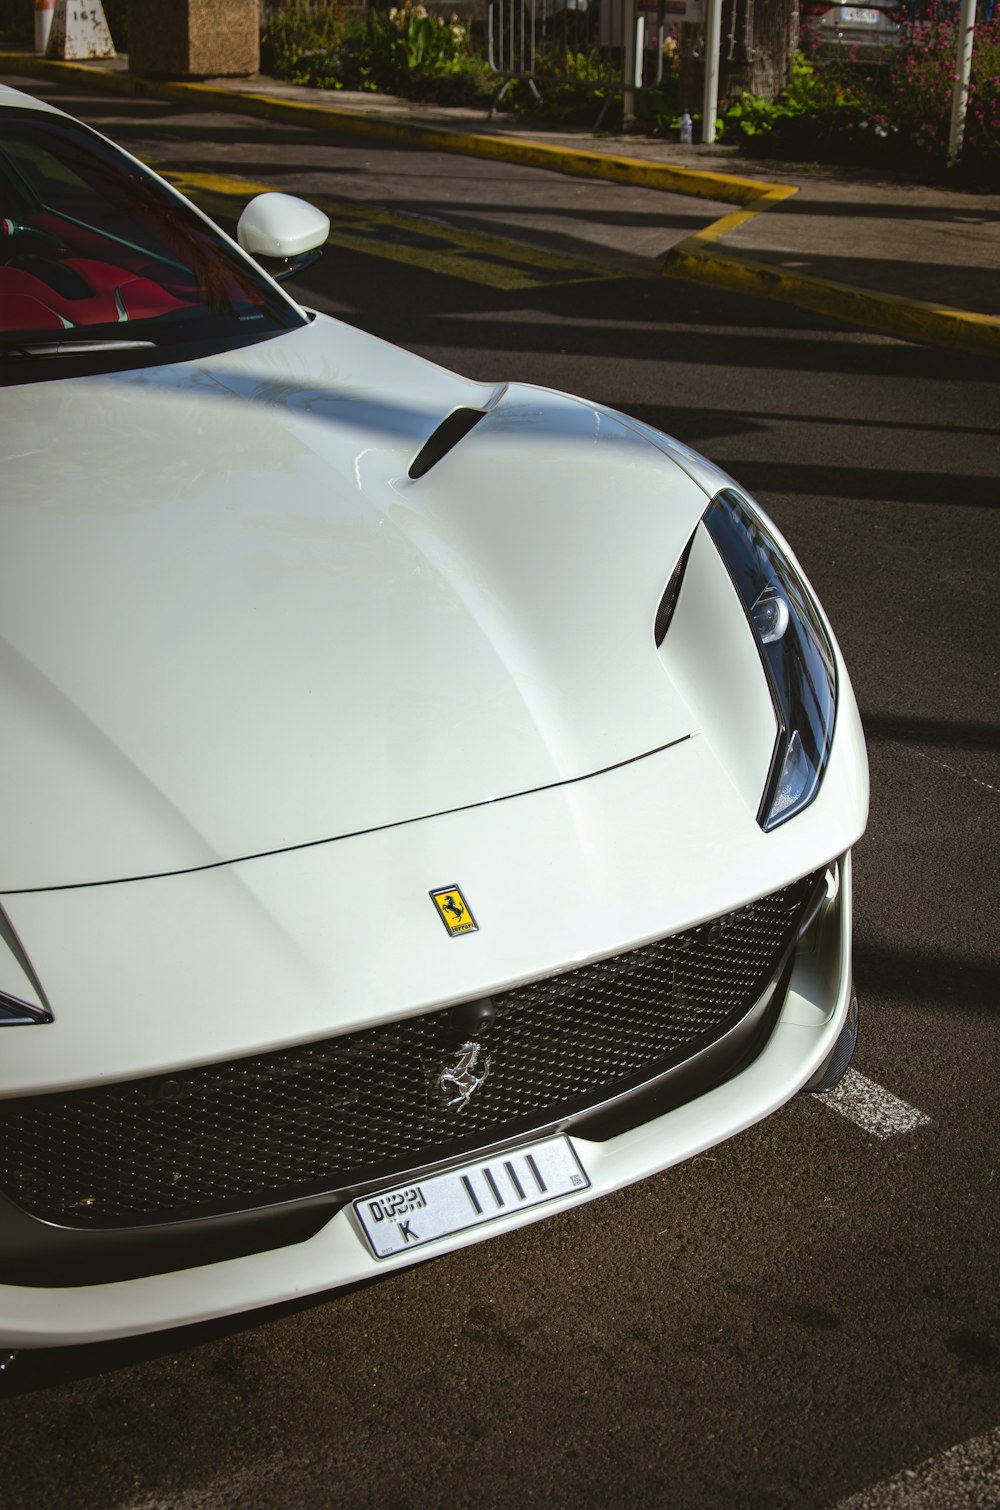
[841,7,881,21]
[353,1136,589,1259]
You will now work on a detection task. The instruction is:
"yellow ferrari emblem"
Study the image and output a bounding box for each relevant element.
[429,886,478,937]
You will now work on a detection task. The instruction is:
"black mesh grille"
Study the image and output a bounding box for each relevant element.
[0,873,819,1229]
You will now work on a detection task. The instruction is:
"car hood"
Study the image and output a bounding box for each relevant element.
[1,316,709,891]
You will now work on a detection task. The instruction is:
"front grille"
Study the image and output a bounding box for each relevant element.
[0,873,819,1229]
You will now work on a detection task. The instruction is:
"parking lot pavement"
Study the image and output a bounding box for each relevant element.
[0,71,734,277]
[706,174,1000,319]
[3,52,999,354]
[830,1427,1000,1510]
[0,72,998,1510]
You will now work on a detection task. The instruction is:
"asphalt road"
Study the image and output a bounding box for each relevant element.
[1,77,999,1510]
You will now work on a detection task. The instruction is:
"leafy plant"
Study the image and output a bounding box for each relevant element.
[262,0,494,106]
[721,16,1000,183]
[261,0,346,87]
[503,37,678,129]
[723,51,862,141]
[884,12,1000,167]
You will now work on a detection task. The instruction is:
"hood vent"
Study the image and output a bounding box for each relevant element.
[408,407,487,480]
[654,533,695,647]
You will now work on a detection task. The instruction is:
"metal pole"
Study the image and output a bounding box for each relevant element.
[701,0,723,143]
[947,0,977,165]
[622,0,638,128]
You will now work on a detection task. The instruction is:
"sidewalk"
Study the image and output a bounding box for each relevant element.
[3,50,999,359]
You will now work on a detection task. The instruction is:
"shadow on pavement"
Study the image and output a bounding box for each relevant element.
[854,943,998,1011]
[0,1273,390,1400]
[862,713,1000,752]
[770,197,1000,225]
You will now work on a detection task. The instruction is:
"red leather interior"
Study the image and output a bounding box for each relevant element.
[0,292,64,331]
[1,255,194,331]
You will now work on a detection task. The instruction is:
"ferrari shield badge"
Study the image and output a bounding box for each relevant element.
[429,885,478,937]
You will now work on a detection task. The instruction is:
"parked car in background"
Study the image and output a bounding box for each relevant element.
[802,0,999,60]
[802,0,903,59]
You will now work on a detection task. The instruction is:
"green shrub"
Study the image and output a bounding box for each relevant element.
[723,51,862,144]
[262,0,495,105]
[884,13,1000,173]
[504,37,677,130]
[261,0,346,87]
[722,21,1000,184]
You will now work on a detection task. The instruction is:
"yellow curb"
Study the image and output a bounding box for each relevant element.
[663,245,1000,359]
[0,52,779,206]
[192,85,775,205]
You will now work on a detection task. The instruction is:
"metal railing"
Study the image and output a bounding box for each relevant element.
[486,0,671,123]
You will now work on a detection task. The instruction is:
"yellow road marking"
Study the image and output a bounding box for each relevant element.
[677,185,797,250]
[4,54,996,354]
[158,165,614,292]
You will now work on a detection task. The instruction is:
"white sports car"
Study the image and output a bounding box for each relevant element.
[0,84,868,1352]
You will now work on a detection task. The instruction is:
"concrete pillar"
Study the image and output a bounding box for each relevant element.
[46,0,116,60]
[127,0,259,79]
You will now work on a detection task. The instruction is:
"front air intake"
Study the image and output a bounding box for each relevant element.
[408,407,487,480]
[0,873,821,1229]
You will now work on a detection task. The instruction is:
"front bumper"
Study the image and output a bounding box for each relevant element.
[0,852,854,1349]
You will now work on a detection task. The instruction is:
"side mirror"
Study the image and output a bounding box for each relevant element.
[236,193,330,283]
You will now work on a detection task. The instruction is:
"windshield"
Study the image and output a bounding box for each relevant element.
[0,105,306,378]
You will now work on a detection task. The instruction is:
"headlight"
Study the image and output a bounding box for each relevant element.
[703,488,837,830]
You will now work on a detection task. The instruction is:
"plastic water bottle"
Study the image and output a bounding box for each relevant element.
[679,109,693,145]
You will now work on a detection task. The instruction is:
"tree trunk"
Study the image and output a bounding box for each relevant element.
[679,0,799,114]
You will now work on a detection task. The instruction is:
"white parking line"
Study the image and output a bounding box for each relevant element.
[913,749,1000,797]
[121,1456,286,1509]
[828,1425,1000,1509]
[821,1068,932,1140]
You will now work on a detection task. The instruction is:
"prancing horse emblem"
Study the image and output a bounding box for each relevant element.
[429,885,478,937]
[439,1041,490,1110]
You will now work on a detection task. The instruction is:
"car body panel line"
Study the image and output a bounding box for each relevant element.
[0,733,695,897]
